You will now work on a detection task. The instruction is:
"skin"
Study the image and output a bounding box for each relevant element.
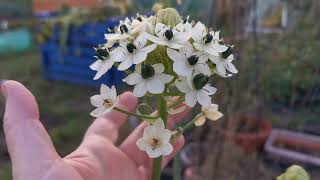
[0,80,189,180]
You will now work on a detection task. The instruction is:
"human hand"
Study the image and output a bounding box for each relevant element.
[0,80,188,180]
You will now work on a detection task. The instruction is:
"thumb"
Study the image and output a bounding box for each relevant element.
[1,80,60,179]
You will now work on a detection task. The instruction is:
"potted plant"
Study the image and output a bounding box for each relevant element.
[264,129,320,167]
[222,114,272,154]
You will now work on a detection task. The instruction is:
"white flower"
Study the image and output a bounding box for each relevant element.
[136,118,173,158]
[167,41,211,78]
[90,47,114,80]
[175,75,217,107]
[174,16,193,36]
[124,63,174,97]
[194,104,223,126]
[113,33,157,71]
[192,22,228,57]
[131,15,155,35]
[104,18,134,47]
[145,23,189,49]
[90,85,118,117]
[211,48,238,77]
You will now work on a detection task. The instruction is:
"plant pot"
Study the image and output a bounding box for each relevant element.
[222,115,272,154]
[264,129,320,167]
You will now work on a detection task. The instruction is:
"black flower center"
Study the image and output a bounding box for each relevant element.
[120,24,129,34]
[113,42,120,48]
[222,46,233,59]
[187,55,199,66]
[204,33,213,44]
[96,48,109,60]
[127,43,137,53]
[137,17,142,22]
[164,29,174,40]
[141,64,155,79]
[193,73,209,90]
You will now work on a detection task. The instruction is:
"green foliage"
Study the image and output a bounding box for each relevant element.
[259,1,320,106]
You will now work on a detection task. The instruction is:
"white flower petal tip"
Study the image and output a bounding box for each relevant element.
[136,119,173,158]
[90,84,118,117]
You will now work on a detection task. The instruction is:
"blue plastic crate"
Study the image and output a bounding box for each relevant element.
[40,45,122,87]
[40,16,127,87]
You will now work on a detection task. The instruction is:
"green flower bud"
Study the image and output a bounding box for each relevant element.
[193,73,209,90]
[156,8,182,27]
[141,64,155,79]
[277,165,310,180]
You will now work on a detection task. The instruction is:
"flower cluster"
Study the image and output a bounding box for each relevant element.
[89,8,237,158]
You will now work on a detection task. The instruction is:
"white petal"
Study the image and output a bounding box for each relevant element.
[90,60,102,71]
[136,138,148,151]
[112,49,127,62]
[196,90,211,106]
[195,63,211,76]
[216,63,226,75]
[203,85,217,95]
[156,73,174,83]
[160,129,172,142]
[124,73,143,85]
[173,61,191,76]
[93,60,113,80]
[100,84,111,99]
[167,48,185,62]
[152,63,165,74]
[146,147,162,158]
[213,43,228,53]
[180,41,194,57]
[140,44,157,53]
[192,22,206,42]
[133,82,147,97]
[194,115,206,126]
[175,78,191,93]
[105,33,121,41]
[90,95,104,107]
[185,91,197,107]
[118,59,133,71]
[160,143,173,156]
[226,62,238,74]
[206,111,223,121]
[110,86,117,102]
[174,32,189,44]
[132,51,148,64]
[152,118,165,129]
[155,23,167,37]
[134,33,148,49]
[90,107,105,117]
[146,79,165,94]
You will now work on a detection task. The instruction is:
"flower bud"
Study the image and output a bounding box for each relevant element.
[277,165,310,180]
[156,8,182,27]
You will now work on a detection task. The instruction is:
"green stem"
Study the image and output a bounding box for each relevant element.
[152,96,168,180]
[173,153,182,180]
[114,107,159,120]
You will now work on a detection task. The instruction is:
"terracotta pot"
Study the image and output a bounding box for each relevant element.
[265,129,320,166]
[222,115,272,154]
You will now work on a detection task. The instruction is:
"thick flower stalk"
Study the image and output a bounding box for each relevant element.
[88,7,238,180]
